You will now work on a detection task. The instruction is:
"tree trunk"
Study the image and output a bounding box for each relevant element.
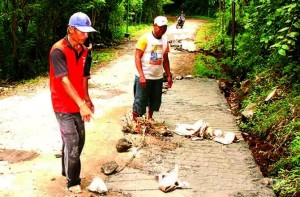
[231,1,235,60]
[11,0,20,80]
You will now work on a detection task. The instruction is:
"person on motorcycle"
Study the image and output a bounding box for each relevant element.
[176,10,185,29]
[177,10,185,25]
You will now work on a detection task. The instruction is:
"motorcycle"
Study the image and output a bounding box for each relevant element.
[176,17,184,29]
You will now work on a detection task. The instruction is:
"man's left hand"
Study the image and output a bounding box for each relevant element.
[167,76,173,88]
[85,100,95,113]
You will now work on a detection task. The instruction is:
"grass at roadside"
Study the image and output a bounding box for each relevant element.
[91,50,117,69]
[91,23,153,71]
[193,21,226,79]
[127,24,153,40]
[189,15,215,21]
[194,54,226,78]
[195,22,218,50]
[0,75,48,98]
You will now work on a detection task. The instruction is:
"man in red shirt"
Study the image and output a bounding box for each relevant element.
[49,12,96,193]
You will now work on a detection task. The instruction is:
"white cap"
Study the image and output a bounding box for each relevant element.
[154,16,168,27]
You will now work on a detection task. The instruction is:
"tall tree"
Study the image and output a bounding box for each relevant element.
[0,0,166,81]
[142,0,163,23]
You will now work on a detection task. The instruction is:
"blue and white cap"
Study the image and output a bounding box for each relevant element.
[68,12,96,32]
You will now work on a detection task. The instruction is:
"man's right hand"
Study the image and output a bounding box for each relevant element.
[139,76,147,88]
[85,99,95,113]
[79,103,93,122]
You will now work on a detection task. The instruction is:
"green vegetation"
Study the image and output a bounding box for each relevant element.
[273,168,300,196]
[127,24,153,39]
[91,22,153,70]
[194,0,299,195]
[92,51,116,67]
[194,54,226,79]
[194,22,227,79]
[0,0,172,82]
[195,23,218,50]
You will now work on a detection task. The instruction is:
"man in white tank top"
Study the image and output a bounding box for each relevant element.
[132,16,173,123]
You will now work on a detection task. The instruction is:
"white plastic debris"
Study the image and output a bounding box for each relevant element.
[213,129,223,137]
[177,181,190,188]
[87,177,108,194]
[173,120,238,145]
[174,119,208,136]
[157,165,190,193]
[158,165,179,192]
[213,131,236,145]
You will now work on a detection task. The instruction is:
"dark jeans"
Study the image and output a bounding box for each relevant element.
[132,75,163,116]
[54,112,85,188]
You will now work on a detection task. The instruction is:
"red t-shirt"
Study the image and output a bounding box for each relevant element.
[49,38,88,113]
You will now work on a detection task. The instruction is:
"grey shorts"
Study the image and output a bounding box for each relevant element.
[132,75,163,116]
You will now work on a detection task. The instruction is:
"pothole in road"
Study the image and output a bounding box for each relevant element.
[0,149,39,163]
[169,39,197,52]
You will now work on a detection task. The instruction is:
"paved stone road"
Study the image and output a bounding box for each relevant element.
[106,78,275,197]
